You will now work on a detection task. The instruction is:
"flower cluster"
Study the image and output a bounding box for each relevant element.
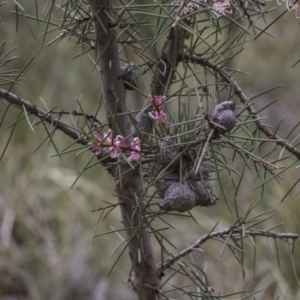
[292,1,300,18]
[172,0,231,19]
[212,0,232,18]
[91,129,141,162]
[181,0,203,15]
[173,0,300,20]
[278,0,300,18]
[110,134,126,159]
[129,137,142,162]
[148,95,167,123]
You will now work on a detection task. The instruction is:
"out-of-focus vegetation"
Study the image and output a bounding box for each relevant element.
[1,1,300,300]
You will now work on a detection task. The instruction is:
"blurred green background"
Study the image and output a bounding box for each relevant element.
[1,1,300,299]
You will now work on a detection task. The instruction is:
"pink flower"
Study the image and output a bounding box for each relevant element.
[277,0,300,17]
[131,137,141,152]
[149,110,167,123]
[94,134,102,143]
[147,95,166,108]
[212,0,231,18]
[172,0,202,18]
[147,95,167,123]
[108,134,126,159]
[92,134,102,155]
[129,152,141,162]
[128,137,141,162]
[110,146,122,158]
[92,147,101,155]
[92,132,142,161]
[291,0,300,18]
[103,129,113,145]
[114,135,126,148]
[153,95,166,107]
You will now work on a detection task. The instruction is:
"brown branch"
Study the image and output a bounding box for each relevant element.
[134,18,190,135]
[0,89,120,170]
[159,226,300,272]
[185,53,300,160]
[0,88,88,146]
[53,110,103,126]
[89,0,129,137]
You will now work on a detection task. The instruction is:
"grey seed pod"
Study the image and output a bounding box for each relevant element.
[159,136,181,168]
[189,180,217,207]
[154,171,179,198]
[186,161,211,181]
[210,101,236,134]
[120,62,139,90]
[158,182,197,212]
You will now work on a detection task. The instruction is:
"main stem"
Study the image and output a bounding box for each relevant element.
[88,1,161,299]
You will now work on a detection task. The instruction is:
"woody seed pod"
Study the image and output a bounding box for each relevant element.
[154,171,179,198]
[159,136,181,168]
[210,101,236,134]
[158,182,197,212]
[189,180,217,207]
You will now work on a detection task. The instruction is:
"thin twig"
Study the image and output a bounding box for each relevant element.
[194,129,214,174]
[185,53,300,160]
[0,88,88,146]
[159,226,300,272]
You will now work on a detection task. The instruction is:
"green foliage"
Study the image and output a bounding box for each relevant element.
[1,0,300,299]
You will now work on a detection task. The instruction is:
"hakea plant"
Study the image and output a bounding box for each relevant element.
[2,1,300,300]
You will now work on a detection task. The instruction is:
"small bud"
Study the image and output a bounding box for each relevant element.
[149,110,167,123]
[158,182,197,212]
[121,63,139,90]
[210,101,236,134]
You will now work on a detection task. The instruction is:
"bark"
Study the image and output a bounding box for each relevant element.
[88,1,161,299]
